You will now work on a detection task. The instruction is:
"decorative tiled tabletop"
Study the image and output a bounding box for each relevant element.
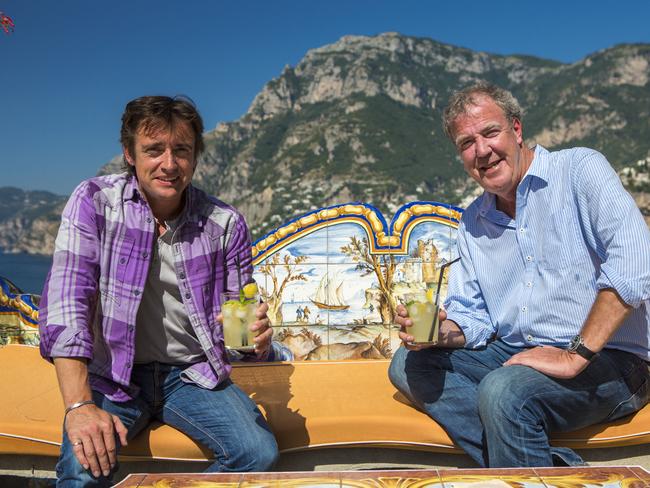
[115,466,650,487]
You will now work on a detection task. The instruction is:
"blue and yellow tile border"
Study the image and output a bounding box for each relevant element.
[252,201,464,264]
[0,277,39,327]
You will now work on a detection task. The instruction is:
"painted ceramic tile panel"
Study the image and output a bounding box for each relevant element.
[324,262,383,327]
[327,221,380,265]
[400,219,459,308]
[323,323,391,361]
[282,225,330,265]
[253,202,461,361]
[398,219,455,304]
[274,325,392,362]
[405,219,455,264]
[274,326,330,361]
[258,262,328,327]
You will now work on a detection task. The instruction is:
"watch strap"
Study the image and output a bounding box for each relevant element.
[572,342,597,361]
[568,335,598,361]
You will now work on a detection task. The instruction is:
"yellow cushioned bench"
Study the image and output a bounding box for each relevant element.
[1,344,649,463]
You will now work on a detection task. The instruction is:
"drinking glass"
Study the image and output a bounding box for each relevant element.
[221,290,258,351]
[405,290,438,345]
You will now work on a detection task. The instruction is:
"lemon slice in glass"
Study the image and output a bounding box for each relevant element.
[242,283,258,300]
[426,288,436,304]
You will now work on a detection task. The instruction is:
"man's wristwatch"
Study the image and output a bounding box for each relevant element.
[567,334,598,361]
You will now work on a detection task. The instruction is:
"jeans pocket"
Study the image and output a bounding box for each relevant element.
[605,366,650,422]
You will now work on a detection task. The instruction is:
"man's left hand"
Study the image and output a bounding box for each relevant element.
[251,301,272,358]
[504,345,589,379]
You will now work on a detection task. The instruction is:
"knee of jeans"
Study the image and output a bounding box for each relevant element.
[224,432,279,472]
[478,368,527,422]
[253,440,280,471]
[388,346,409,392]
[56,449,114,487]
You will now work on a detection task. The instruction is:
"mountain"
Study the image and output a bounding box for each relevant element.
[0,187,66,254]
[5,33,650,254]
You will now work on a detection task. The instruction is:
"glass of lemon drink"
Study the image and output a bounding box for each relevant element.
[405,288,439,345]
[221,283,259,352]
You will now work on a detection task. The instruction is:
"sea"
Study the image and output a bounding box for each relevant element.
[0,252,52,295]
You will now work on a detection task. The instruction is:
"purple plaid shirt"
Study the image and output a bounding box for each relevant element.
[39,173,253,402]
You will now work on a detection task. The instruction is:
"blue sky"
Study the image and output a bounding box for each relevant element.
[1,0,649,195]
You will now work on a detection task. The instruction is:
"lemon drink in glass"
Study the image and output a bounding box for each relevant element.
[221,283,259,352]
[405,288,438,345]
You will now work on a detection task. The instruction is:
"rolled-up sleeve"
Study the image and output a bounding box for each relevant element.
[444,220,496,348]
[39,181,100,362]
[572,150,650,308]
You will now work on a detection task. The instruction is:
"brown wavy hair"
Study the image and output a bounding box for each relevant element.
[120,95,205,174]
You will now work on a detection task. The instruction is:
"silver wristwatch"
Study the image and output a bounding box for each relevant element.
[567,334,597,361]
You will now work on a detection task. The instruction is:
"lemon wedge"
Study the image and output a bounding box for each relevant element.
[242,283,258,299]
[425,288,436,304]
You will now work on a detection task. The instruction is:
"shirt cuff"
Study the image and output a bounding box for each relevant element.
[597,263,640,308]
[445,309,490,349]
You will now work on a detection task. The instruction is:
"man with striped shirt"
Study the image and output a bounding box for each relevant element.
[39,96,279,486]
[389,82,650,467]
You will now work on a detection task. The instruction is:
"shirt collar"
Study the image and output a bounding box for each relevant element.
[123,174,140,202]
[522,145,550,184]
[183,185,199,224]
[476,145,549,225]
[124,174,196,225]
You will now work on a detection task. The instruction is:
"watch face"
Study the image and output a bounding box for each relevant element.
[567,334,596,360]
[569,335,582,352]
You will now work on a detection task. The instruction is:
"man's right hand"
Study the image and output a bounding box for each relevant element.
[396,303,445,351]
[65,403,128,478]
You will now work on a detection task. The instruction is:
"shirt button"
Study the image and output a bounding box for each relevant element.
[146,217,152,223]
[526,334,533,341]
[526,256,533,262]
[521,306,527,312]
[185,292,191,299]
[128,324,135,331]
[519,227,525,233]
[133,290,140,296]
[179,272,186,279]
[142,251,149,258]
[526,282,532,288]
[119,257,126,265]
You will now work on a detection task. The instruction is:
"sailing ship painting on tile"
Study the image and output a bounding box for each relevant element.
[311,271,350,311]
[252,202,463,361]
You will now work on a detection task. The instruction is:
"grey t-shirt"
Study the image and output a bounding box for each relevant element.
[134,216,206,365]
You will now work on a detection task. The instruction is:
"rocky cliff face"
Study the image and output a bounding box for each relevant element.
[6,33,650,253]
[192,35,650,238]
[0,188,65,254]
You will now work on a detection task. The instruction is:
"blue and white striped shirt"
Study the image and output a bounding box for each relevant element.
[445,145,650,359]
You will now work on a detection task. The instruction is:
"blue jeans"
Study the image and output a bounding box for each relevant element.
[56,363,279,487]
[388,341,650,468]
